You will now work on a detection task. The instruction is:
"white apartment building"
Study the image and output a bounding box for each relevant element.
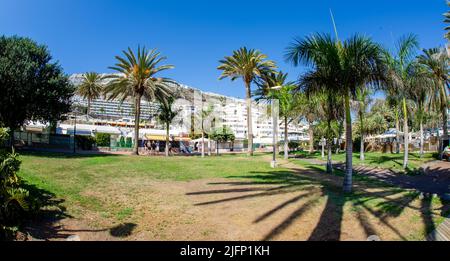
[69,74,309,144]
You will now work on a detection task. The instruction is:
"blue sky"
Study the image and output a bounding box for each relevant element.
[0,0,448,99]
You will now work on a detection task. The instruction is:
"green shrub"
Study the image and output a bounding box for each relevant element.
[119,136,126,147]
[95,133,111,147]
[75,135,95,150]
[125,137,132,148]
[0,129,37,240]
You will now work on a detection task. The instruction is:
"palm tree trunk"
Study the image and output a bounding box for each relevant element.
[284,116,288,160]
[402,97,409,169]
[165,123,169,157]
[419,119,424,158]
[245,81,253,156]
[208,138,211,156]
[321,137,325,159]
[308,120,314,153]
[359,109,365,161]
[87,98,91,116]
[343,92,353,193]
[201,131,205,158]
[133,94,141,155]
[326,142,333,174]
[395,110,400,154]
[441,81,449,141]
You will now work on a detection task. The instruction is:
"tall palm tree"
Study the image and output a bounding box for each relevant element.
[218,47,277,156]
[255,71,298,160]
[268,84,298,160]
[444,1,450,41]
[296,92,322,154]
[418,47,449,156]
[105,46,175,155]
[286,33,384,192]
[157,97,179,157]
[382,34,420,169]
[77,72,104,116]
[353,87,372,161]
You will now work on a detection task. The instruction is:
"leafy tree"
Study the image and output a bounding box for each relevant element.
[444,1,450,40]
[105,46,176,155]
[286,34,384,191]
[210,125,235,155]
[77,72,105,116]
[0,35,74,141]
[418,47,449,156]
[383,34,420,168]
[157,97,179,157]
[218,47,276,156]
[352,87,372,160]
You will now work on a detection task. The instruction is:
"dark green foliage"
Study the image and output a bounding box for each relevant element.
[95,133,111,147]
[288,141,300,150]
[0,129,38,240]
[75,135,95,150]
[0,36,74,132]
[119,136,126,147]
[125,137,132,148]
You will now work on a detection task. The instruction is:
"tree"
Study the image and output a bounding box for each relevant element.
[444,1,450,41]
[195,103,214,158]
[418,47,449,156]
[0,36,74,141]
[383,34,420,168]
[255,71,298,160]
[353,87,372,160]
[296,92,322,153]
[77,72,105,116]
[218,47,276,156]
[210,125,235,155]
[105,46,175,155]
[157,97,179,157]
[286,33,385,192]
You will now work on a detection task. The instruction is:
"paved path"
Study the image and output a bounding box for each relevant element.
[300,158,450,197]
[298,157,450,241]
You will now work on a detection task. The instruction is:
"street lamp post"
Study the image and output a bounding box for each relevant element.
[269,86,282,168]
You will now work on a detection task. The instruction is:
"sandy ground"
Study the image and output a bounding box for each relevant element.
[23,159,446,241]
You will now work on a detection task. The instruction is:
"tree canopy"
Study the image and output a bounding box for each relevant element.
[0,35,74,130]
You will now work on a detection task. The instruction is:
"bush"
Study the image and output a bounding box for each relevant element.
[288,141,300,150]
[125,137,132,148]
[75,135,95,150]
[119,136,125,147]
[95,133,111,147]
[0,129,38,240]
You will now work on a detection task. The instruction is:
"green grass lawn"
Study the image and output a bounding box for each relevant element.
[16,151,448,240]
[290,150,436,172]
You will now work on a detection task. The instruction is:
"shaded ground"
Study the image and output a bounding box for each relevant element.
[301,157,450,197]
[17,152,449,241]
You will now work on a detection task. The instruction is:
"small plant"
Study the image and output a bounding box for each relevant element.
[75,135,96,150]
[95,133,111,147]
[0,129,37,240]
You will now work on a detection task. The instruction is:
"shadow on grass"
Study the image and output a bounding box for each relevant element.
[187,162,447,240]
[18,150,123,159]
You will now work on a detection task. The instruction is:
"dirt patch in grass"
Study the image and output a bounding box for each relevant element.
[26,173,445,241]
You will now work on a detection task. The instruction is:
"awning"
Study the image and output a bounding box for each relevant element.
[145,135,167,141]
[174,137,191,141]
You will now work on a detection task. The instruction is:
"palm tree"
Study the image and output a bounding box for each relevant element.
[444,1,450,41]
[286,33,385,192]
[269,84,298,160]
[105,46,175,155]
[194,102,214,158]
[382,34,420,169]
[353,87,372,161]
[255,71,298,160]
[157,97,179,157]
[296,92,322,154]
[418,47,449,156]
[218,47,277,156]
[77,72,104,116]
